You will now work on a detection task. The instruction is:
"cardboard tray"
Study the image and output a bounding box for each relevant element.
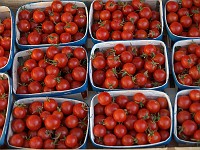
[0,73,13,146]
[164,0,200,42]
[90,90,173,148]
[172,39,200,90]
[15,1,88,49]
[6,97,89,149]
[89,40,169,91]
[12,45,88,98]
[0,6,15,72]
[89,0,164,44]
[174,89,200,145]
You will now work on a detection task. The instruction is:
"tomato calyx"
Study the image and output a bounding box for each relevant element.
[190,138,200,142]
[197,64,200,73]
[143,70,149,78]
[147,129,155,136]
[108,1,116,7]
[129,44,138,56]
[49,11,55,17]
[140,53,148,59]
[109,67,118,77]
[56,106,62,112]
[151,113,160,122]
[81,103,89,112]
[194,79,200,86]
[14,103,26,108]
[0,75,7,80]
[143,113,150,120]
[151,81,162,87]
[178,126,184,136]
[192,9,200,14]
[34,105,43,114]
[18,82,28,87]
[151,60,159,67]
[48,34,57,40]
[78,117,88,127]
[0,93,7,99]
[148,30,157,38]
[71,4,78,10]
[107,48,116,56]
[45,129,53,137]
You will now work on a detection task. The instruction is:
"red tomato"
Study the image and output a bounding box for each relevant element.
[134,119,147,133]
[33,10,45,23]
[169,22,183,35]
[166,1,179,12]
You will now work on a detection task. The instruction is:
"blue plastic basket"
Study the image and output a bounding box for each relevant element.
[172,39,200,90]
[15,1,88,50]
[0,73,13,146]
[164,0,200,42]
[174,89,200,145]
[89,40,169,92]
[7,97,89,149]
[89,0,164,44]
[12,46,88,99]
[0,6,15,72]
[90,90,173,148]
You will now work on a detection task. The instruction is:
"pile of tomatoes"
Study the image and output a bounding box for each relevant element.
[0,75,9,137]
[93,92,171,146]
[174,42,200,86]
[9,99,88,149]
[91,43,167,89]
[91,0,162,41]
[17,0,87,45]
[0,17,11,68]
[176,89,200,142]
[166,0,200,37]
[16,46,87,94]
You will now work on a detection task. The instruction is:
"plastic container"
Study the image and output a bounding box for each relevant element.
[174,89,200,145]
[89,0,164,44]
[90,90,173,148]
[0,6,15,72]
[7,97,89,149]
[15,1,88,50]
[12,46,88,98]
[0,73,12,146]
[172,39,200,90]
[164,0,200,42]
[89,40,169,91]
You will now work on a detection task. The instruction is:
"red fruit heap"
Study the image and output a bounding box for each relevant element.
[92,0,162,41]
[92,43,167,89]
[17,0,87,45]
[9,99,88,149]
[93,92,171,146]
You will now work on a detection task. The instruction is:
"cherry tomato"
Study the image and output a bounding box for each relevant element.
[44,115,60,130]
[134,119,148,133]
[26,115,42,131]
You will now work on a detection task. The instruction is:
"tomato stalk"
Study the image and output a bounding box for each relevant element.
[152,81,162,87]
[72,4,78,10]
[82,103,89,112]
[143,113,150,120]
[129,43,138,56]
[14,103,26,108]
[194,79,200,86]
[18,82,28,86]
[33,105,43,114]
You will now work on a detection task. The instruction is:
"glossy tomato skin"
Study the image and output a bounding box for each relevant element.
[181,120,197,136]
[26,115,42,131]
[9,134,24,147]
[166,1,179,12]
[96,28,110,41]
[169,22,183,35]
